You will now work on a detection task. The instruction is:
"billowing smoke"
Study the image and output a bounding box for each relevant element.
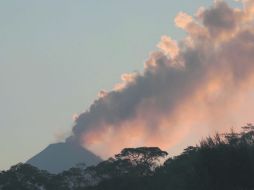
[70,0,254,158]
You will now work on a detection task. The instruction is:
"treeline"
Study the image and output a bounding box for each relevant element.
[1,124,254,190]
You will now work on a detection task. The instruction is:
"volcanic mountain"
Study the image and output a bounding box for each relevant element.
[26,141,102,174]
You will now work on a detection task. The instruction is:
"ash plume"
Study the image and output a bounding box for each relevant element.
[70,0,254,157]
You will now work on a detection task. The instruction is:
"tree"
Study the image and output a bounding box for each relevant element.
[88,157,134,178]
[0,163,51,190]
[115,147,168,176]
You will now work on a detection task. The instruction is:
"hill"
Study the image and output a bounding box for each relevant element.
[26,141,102,174]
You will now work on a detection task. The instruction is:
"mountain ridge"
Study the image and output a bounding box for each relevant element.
[26,141,102,174]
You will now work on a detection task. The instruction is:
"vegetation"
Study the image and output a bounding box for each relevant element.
[1,124,254,190]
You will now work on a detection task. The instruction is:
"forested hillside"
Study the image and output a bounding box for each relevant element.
[1,124,254,190]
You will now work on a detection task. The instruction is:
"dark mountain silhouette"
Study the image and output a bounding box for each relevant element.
[26,141,102,174]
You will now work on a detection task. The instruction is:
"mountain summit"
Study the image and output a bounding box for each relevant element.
[26,141,102,173]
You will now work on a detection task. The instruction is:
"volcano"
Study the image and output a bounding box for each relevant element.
[26,141,102,173]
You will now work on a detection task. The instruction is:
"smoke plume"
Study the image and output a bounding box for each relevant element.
[70,0,254,158]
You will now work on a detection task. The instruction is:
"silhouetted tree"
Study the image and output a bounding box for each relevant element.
[115,147,168,175]
[2,125,254,190]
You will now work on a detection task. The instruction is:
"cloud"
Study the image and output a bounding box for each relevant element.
[69,0,254,158]
[201,1,239,38]
[157,36,179,59]
[175,12,193,30]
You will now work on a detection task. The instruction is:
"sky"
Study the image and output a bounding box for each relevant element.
[0,0,241,170]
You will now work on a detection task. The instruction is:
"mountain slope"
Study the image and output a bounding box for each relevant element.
[26,141,102,174]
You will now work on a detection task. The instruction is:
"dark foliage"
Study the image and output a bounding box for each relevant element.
[0,163,51,190]
[89,124,254,190]
[1,124,254,190]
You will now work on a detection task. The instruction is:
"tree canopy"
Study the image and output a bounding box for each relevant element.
[1,124,254,190]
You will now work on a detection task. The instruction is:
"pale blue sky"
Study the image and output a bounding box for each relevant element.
[0,0,239,170]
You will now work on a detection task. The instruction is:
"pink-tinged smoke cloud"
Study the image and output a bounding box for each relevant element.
[70,0,254,158]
